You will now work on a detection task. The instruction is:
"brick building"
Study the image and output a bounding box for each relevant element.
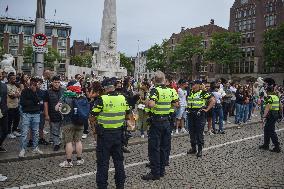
[0,16,71,74]
[168,20,228,81]
[218,0,284,84]
[70,40,99,57]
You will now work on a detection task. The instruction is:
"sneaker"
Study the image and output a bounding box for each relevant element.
[0,146,7,153]
[53,145,60,151]
[82,133,88,139]
[181,128,188,133]
[19,149,25,158]
[32,147,43,155]
[175,129,179,134]
[7,133,16,139]
[0,174,7,182]
[208,130,214,135]
[227,121,232,124]
[219,131,225,134]
[13,131,21,137]
[76,159,84,166]
[27,140,33,147]
[39,138,50,145]
[141,134,145,138]
[212,130,217,134]
[59,160,73,168]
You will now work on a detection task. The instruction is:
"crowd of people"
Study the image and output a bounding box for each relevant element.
[0,68,283,186]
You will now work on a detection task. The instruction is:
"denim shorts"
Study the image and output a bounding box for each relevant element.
[176,106,187,119]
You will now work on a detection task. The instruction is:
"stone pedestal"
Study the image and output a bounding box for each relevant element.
[92,0,127,78]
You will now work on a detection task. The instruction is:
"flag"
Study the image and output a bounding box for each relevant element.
[5,5,8,12]
[54,9,56,16]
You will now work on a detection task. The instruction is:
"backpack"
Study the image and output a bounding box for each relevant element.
[71,97,90,125]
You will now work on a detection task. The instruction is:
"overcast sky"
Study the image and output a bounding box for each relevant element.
[0,0,235,56]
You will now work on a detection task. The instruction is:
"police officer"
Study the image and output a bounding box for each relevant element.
[142,71,179,181]
[187,80,215,158]
[259,83,282,153]
[89,79,130,189]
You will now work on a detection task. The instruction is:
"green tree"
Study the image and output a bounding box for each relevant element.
[171,34,204,75]
[71,53,92,67]
[44,46,62,68]
[263,23,284,70]
[204,32,242,70]
[146,40,170,72]
[23,46,33,64]
[120,53,134,75]
[82,53,92,68]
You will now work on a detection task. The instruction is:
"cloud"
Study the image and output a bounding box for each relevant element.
[1,0,234,56]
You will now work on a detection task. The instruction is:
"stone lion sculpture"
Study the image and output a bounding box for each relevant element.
[0,54,16,74]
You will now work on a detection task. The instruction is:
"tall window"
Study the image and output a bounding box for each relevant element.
[9,35,19,45]
[8,25,19,34]
[0,24,5,33]
[23,36,32,45]
[9,47,18,56]
[45,28,52,36]
[58,29,67,38]
[58,39,66,48]
[23,26,33,35]
[58,49,66,58]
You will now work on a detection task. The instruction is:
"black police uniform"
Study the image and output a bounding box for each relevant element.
[91,84,130,189]
[142,85,178,180]
[187,89,212,157]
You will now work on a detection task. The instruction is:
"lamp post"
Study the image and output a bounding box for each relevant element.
[34,0,46,77]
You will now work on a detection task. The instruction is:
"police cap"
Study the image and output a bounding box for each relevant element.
[102,78,115,88]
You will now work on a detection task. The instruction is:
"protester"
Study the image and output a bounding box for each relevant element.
[57,81,88,168]
[44,76,65,151]
[0,69,8,152]
[7,72,21,139]
[19,77,43,157]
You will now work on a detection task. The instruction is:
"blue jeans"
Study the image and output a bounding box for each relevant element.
[235,103,243,124]
[212,105,224,132]
[242,104,249,123]
[20,113,40,150]
[248,102,254,120]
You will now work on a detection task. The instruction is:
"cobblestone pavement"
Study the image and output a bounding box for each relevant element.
[1,122,284,189]
[0,114,261,163]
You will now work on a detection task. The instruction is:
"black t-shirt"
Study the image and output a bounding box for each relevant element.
[0,82,8,115]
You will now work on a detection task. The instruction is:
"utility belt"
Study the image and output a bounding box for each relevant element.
[187,107,206,116]
[95,124,124,136]
[148,114,170,123]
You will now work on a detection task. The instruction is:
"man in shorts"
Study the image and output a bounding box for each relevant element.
[175,79,188,134]
[56,81,88,168]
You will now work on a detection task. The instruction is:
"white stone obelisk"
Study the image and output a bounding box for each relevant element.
[93,0,127,78]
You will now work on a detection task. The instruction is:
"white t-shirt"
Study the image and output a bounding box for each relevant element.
[212,91,222,104]
[178,88,187,107]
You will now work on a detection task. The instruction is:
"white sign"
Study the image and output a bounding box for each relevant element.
[33,46,48,53]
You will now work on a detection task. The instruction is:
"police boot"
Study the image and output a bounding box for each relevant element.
[122,146,130,153]
[141,173,160,181]
[259,144,269,150]
[187,144,197,155]
[197,145,202,158]
[270,146,281,153]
